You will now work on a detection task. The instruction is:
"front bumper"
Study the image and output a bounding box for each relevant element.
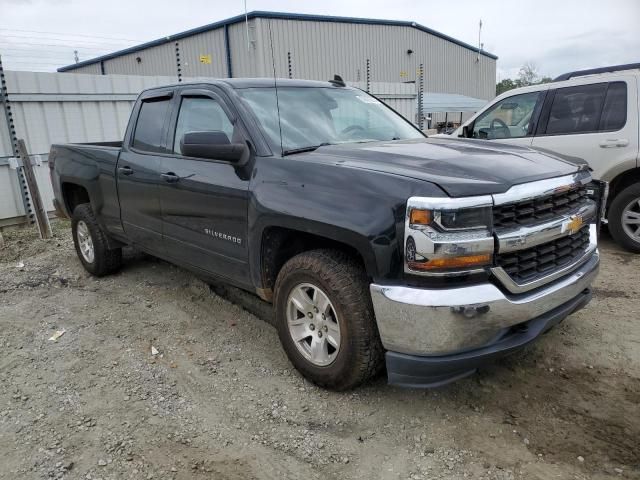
[370,250,599,387]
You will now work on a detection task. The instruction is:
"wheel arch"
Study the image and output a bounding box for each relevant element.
[607,167,640,207]
[255,225,377,302]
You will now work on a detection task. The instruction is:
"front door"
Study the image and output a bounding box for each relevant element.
[467,89,548,148]
[531,79,638,181]
[117,90,173,255]
[157,88,252,286]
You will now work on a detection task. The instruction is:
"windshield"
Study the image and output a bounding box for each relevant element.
[237,86,423,153]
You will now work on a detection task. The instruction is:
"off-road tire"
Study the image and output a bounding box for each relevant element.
[274,249,384,390]
[608,183,640,253]
[71,203,122,276]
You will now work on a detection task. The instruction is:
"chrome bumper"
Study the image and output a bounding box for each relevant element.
[370,250,599,356]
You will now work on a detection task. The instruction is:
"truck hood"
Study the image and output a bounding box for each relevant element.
[309,137,582,197]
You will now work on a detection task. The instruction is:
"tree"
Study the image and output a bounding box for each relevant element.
[518,62,540,86]
[495,64,553,96]
[496,78,517,96]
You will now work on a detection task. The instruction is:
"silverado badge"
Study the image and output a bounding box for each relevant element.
[564,214,583,235]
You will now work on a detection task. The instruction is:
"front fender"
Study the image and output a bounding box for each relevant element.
[248,156,446,288]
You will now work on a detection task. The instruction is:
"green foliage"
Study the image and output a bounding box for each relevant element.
[496,63,553,96]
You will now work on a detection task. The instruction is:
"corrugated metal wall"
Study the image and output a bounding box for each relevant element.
[179,28,228,78]
[254,18,495,101]
[68,17,495,103]
[0,71,181,225]
[102,42,178,76]
[63,62,103,75]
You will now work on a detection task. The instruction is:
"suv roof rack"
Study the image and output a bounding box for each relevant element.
[553,62,640,81]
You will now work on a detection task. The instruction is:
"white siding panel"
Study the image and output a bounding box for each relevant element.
[0,71,182,222]
[0,108,12,156]
[0,165,25,220]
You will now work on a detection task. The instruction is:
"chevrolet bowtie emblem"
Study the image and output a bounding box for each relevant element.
[565,215,583,235]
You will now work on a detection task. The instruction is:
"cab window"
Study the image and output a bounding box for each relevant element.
[132,98,171,153]
[472,91,542,139]
[173,97,235,155]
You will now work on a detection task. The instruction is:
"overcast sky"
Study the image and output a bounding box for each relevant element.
[1,0,638,82]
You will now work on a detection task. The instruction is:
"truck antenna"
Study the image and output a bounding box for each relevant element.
[268,18,284,156]
[329,75,346,87]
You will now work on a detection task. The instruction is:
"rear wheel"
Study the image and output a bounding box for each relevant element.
[72,204,122,276]
[608,184,640,253]
[274,249,384,390]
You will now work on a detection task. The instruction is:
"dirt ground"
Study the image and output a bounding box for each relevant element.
[0,220,638,480]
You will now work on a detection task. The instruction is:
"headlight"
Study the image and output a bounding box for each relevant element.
[405,196,494,275]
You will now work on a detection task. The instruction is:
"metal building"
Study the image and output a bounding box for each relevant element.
[58,11,497,102]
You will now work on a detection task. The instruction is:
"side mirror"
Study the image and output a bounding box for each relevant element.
[181,131,249,165]
[461,125,471,138]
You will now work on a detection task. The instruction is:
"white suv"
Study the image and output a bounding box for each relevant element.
[453,64,640,252]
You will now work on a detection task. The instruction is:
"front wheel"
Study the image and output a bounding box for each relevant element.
[71,204,122,276]
[274,249,384,390]
[608,184,640,253]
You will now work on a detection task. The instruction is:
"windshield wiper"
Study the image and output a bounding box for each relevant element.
[282,143,332,156]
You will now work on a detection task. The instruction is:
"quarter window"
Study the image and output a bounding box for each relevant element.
[472,92,541,139]
[173,97,234,155]
[132,98,171,153]
[599,82,627,131]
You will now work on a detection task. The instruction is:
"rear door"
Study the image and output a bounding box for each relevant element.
[116,89,174,254]
[157,87,252,286]
[465,89,548,147]
[531,77,639,181]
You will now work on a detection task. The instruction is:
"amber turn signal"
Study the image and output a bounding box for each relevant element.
[409,208,431,225]
[408,254,492,271]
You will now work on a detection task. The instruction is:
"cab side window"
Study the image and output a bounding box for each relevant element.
[472,91,541,139]
[132,98,171,153]
[173,97,235,155]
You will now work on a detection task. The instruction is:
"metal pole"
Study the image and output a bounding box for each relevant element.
[0,55,35,226]
[17,139,51,239]
[417,63,424,130]
[366,59,371,93]
[175,41,182,82]
[244,0,250,51]
[287,51,292,79]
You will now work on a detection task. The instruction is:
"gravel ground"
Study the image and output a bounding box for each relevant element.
[0,220,638,480]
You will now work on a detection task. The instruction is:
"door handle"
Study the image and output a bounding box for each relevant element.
[599,138,629,148]
[161,172,180,183]
[117,166,134,175]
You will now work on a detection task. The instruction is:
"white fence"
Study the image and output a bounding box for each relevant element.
[0,71,181,226]
[0,71,420,226]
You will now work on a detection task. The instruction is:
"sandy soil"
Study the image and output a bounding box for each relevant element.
[0,220,638,480]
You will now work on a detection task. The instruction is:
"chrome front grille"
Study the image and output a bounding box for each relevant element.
[495,226,591,284]
[493,184,589,229]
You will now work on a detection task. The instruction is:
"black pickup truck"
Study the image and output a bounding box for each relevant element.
[50,78,603,389]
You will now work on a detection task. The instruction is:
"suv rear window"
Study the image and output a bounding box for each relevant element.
[132,98,171,153]
[543,81,627,135]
